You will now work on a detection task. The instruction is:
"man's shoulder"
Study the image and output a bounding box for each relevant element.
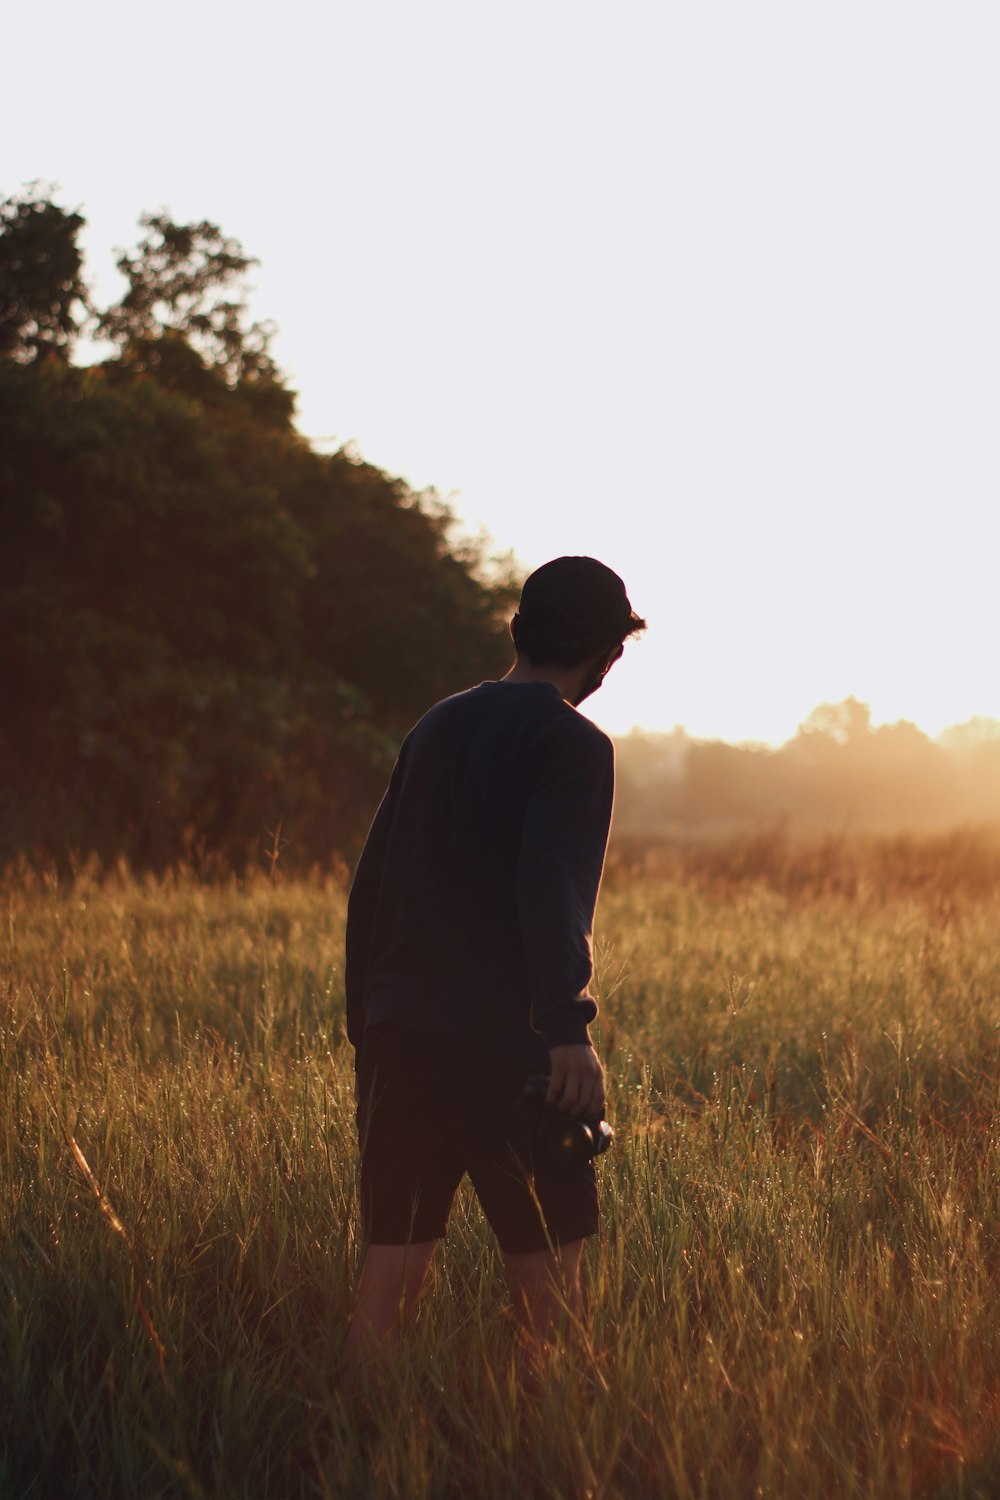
[403,683,502,745]
[412,683,611,750]
[416,682,499,721]
[547,709,615,775]
[396,687,613,799]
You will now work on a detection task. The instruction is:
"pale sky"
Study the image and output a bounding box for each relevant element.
[5,1,998,743]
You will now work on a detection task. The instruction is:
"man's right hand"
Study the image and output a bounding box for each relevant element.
[546,1044,606,1118]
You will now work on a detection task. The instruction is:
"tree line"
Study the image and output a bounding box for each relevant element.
[1,185,518,870]
[614,699,1000,844]
[4,187,995,872]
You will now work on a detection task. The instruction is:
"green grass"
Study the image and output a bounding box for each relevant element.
[2,842,1000,1498]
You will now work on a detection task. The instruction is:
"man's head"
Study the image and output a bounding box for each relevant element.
[510,556,646,704]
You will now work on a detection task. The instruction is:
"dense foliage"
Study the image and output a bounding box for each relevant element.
[0,188,516,869]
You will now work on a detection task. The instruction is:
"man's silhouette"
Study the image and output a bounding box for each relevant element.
[344,556,645,1360]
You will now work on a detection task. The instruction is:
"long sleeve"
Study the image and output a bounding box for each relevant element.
[344,768,401,1046]
[343,682,617,1070]
[515,727,615,1049]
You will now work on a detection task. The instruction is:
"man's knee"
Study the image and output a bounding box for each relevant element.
[345,1240,439,1363]
[503,1239,584,1320]
[356,1240,438,1304]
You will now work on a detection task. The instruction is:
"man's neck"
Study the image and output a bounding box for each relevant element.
[501,659,585,705]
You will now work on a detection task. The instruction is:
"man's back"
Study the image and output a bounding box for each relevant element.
[345,679,615,1069]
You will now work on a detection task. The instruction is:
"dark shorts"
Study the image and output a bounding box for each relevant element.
[355,1023,599,1256]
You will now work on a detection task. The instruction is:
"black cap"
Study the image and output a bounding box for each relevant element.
[517,556,641,657]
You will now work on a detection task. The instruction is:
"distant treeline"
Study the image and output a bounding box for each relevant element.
[1,187,517,869]
[614,698,1000,844]
[4,188,997,873]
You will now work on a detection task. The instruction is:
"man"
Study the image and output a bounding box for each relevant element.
[344,556,645,1362]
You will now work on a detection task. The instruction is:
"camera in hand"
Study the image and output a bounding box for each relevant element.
[522,1074,613,1162]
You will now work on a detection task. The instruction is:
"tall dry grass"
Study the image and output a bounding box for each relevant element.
[2,834,999,1497]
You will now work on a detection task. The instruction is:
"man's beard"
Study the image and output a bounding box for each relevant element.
[571,660,609,706]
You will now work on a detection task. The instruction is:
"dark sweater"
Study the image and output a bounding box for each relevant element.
[345,680,615,1069]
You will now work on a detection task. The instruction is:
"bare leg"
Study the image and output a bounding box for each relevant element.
[503,1238,584,1358]
[345,1241,437,1367]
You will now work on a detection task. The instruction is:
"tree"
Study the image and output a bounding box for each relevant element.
[0,193,517,868]
[0,184,88,360]
[938,716,1000,751]
[292,452,517,733]
[0,353,514,868]
[98,212,284,390]
[796,697,872,748]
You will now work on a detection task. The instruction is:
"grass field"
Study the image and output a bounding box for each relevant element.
[2,832,1000,1498]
